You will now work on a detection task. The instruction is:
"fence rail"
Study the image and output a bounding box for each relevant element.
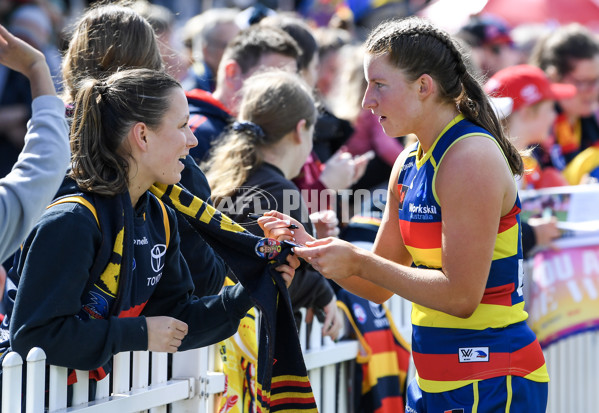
[544,330,599,412]
[1,315,359,413]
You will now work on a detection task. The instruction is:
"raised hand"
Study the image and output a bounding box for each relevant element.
[352,150,375,184]
[0,24,54,97]
[319,150,356,190]
[309,209,340,238]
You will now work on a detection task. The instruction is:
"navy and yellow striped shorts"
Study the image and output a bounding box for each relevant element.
[406,375,548,412]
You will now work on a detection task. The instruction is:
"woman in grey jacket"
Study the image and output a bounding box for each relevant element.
[0,24,69,263]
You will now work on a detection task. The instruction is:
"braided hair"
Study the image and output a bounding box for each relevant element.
[365,17,523,176]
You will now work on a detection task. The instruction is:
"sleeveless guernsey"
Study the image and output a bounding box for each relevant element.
[397,114,549,393]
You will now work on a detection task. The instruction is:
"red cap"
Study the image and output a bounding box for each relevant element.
[485,65,577,112]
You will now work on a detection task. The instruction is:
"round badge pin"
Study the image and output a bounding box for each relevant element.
[255,238,282,260]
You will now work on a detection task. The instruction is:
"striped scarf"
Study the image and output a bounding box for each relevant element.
[149,183,317,412]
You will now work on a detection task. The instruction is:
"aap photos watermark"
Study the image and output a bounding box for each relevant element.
[213,186,388,226]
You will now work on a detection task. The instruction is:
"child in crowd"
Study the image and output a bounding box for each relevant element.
[205,70,342,339]
[485,64,577,189]
[204,70,337,411]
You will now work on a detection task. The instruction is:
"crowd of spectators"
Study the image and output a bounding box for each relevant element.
[1,0,599,411]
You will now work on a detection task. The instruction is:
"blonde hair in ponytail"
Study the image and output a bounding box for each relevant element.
[204,70,316,204]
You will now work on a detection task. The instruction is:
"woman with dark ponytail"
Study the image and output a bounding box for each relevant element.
[59,3,228,297]
[260,17,548,412]
[2,68,296,395]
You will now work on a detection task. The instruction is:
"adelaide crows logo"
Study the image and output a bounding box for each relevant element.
[80,291,109,320]
[458,347,489,362]
[353,303,367,324]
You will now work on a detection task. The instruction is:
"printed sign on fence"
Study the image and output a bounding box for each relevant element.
[528,243,599,347]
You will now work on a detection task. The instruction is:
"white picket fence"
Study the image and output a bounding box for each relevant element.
[544,330,599,413]
[2,347,217,413]
[0,312,364,413]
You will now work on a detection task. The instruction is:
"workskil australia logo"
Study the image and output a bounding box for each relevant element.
[408,202,438,220]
